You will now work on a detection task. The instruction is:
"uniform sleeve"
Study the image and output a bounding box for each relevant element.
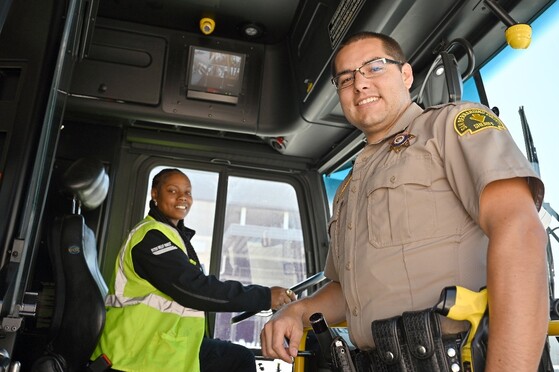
[434,102,544,222]
[323,248,339,282]
[132,229,271,312]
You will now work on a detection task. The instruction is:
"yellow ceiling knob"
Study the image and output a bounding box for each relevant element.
[200,18,215,35]
[505,23,532,49]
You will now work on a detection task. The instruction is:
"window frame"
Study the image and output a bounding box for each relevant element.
[132,156,330,346]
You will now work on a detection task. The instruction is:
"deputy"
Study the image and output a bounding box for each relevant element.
[260,32,549,371]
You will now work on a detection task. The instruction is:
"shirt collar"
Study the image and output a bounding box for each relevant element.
[370,102,424,145]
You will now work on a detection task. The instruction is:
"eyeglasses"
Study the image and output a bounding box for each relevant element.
[331,58,404,90]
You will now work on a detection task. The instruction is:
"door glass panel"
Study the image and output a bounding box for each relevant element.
[213,176,306,349]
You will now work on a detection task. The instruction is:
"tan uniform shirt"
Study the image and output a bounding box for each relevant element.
[325,102,544,349]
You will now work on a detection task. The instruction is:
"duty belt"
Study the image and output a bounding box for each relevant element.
[351,286,553,372]
[354,308,464,372]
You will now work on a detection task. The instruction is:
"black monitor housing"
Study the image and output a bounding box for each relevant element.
[186,45,246,105]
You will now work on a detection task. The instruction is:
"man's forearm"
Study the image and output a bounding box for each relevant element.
[299,281,346,327]
[485,220,549,370]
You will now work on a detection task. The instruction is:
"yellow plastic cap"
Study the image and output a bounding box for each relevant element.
[505,23,532,49]
[200,18,215,35]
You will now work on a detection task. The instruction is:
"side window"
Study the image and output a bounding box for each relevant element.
[323,166,352,216]
[145,167,307,351]
[470,5,559,364]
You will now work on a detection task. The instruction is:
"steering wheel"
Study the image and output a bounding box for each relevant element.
[230,271,328,324]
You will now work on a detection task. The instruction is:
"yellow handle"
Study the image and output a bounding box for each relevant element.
[293,327,310,372]
[549,320,559,336]
[505,23,532,49]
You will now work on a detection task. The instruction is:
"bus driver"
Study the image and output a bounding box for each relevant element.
[93,168,296,372]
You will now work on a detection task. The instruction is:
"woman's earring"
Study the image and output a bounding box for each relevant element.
[154,200,158,206]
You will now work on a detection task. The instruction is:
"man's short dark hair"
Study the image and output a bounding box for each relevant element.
[330,32,407,77]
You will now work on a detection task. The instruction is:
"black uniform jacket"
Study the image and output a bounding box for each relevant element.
[131,203,272,312]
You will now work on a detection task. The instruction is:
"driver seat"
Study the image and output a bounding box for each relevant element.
[32,158,111,372]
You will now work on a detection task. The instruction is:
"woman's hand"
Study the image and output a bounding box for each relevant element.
[270,286,297,310]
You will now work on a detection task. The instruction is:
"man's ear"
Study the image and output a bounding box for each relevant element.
[402,62,414,89]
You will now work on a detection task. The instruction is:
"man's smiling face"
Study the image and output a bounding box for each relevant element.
[334,37,414,143]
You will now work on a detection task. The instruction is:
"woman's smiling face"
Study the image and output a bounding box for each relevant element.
[151,171,193,226]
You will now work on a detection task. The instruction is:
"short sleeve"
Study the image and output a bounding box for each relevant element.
[434,103,544,221]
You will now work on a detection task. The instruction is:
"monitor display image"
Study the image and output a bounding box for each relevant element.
[186,46,246,104]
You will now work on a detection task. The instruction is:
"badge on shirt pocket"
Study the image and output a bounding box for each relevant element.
[389,131,416,152]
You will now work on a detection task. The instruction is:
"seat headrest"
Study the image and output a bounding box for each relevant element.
[63,158,109,210]
[416,52,462,108]
[416,38,475,108]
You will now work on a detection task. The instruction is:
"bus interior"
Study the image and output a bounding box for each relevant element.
[0,0,558,370]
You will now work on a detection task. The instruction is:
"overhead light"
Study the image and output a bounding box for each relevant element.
[241,23,263,38]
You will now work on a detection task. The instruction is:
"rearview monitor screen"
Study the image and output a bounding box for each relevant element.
[186,46,246,104]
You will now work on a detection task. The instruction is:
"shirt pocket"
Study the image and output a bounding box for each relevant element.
[366,155,436,247]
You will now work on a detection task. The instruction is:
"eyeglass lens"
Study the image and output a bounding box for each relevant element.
[333,58,401,89]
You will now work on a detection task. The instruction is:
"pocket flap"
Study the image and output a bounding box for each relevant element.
[367,155,432,194]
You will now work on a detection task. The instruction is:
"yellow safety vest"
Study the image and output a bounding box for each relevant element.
[92,216,205,371]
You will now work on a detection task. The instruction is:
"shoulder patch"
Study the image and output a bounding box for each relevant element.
[454,108,506,136]
[151,242,178,255]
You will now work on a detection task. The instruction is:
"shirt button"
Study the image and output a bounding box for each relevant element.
[351,186,356,193]
[352,308,359,316]
[347,223,352,230]
[345,262,351,270]
[390,176,396,183]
